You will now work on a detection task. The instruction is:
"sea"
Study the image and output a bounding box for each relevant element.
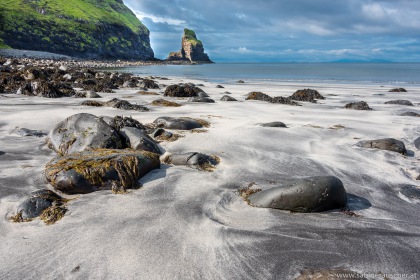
[115,62,420,85]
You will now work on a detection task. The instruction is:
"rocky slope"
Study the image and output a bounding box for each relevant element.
[167,29,212,63]
[0,0,154,60]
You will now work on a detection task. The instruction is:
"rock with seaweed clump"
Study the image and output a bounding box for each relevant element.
[357,138,407,155]
[389,88,407,92]
[105,98,149,112]
[12,189,67,225]
[151,99,181,107]
[248,176,347,212]
[45,149,160,194]
[138,78,159,89]
[164,84,204,97]
[163,152,220,171]
[104,115,146,132]
[246,92,273,102]
[289,88,325,103]
[119,127,162,154]
[384,100,414,106]
[344,101,372,110]
[47,113,123,155]
[153,116,209,130]
[271,96,301,106]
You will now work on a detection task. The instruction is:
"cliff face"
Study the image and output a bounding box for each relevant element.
[167,29,212,63]
[0,0,154,60]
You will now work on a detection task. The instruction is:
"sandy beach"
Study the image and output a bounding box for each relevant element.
[0,66,419,279]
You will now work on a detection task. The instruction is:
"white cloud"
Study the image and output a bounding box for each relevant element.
[131,10,186,26]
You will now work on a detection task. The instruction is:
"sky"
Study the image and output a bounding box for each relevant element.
[124,0,420,62]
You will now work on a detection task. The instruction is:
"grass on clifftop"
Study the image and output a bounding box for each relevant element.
[184,28,202,46]
[0,38,11,49]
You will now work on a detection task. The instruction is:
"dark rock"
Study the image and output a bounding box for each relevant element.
[152,128,171,138]
[164,84,204,97]
[152,128,177,142]
[384,100,414,106]
[220,95,237,101]
[105,115,146,132]
[237,80,245,84]
[165,152,220,171]
[10,128,47,137]
[223,91,232,94]
[16,189,63,219]
[271,96,301,106]
[45,149,160,194]
[122,79,138,88]
[389,88,407,92]
[289,88,324,103]
[188,97,215,103]
[151,99,181,107]
[357,138,407,155]
[138,79,159,89]
[119,127,162,154]
[399,112,420,117]
[105,98,149,112]
[153,116,208,130]
[216,85,224,88]
[80,100,104,107]
[248,176,347,212]
[400,185,420,199]
[344,101,372,110]
[47,113,123,155]
[246,92,273,102]
[414,136,420,150]
[197,92,209,98]
[261,122,287,128]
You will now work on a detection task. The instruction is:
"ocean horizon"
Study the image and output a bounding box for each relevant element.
[112,62,420,86]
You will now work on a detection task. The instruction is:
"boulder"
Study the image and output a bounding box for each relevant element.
[237,80,245,84]
[357,138,407,155]
[246,92,273,102]
[138,79,159,89]
[261,122,287,128]
[105,98,149,112]
[188,97,215,103]
[164,84,204,97]
[248,176,347,212]
[414,136,420,150]
[220,95,237,101]
[45,149,160,194]
[399,112,420,117]
[151,99,181,107]
[102,115,146,132]
[10,128,46,137]
[153,116,208,130]
[271,96,301,106]
[119,127,162,154]
[164,152,220,171]
[384,100,414,106]
[216,85,224,88]
[85,91,101,98]
[400,185,420,199]
[344,101,372,110]
[389,88,407,92]
[289,88,325,103]
[47,113,123,155]
[15,189,63,220]
[197,92,209,98]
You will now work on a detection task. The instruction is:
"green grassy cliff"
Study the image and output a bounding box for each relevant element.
[0,0,154,59]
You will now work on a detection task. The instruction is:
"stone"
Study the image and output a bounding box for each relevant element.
[47,113,123,155]
[164,84,204,97]
[289,88,325,103]
[399,112,420,117]
[246,92,273,102]
[151,99,181,107]
[248,176,347,212]
[414,136,420,150]
[400,185,420,199]
[105,98,149,112]
[153,116,208,130]
[166,28,212,63]
[357,138,407,155]
[188,97,215,103]
[16,189,63,219]
[10,127,47,137]
[271,96,301,106]
[122,80,138,88]
[165,152,220,171]
[389,88,407,92]
[237,80,245,84]
[384,100,414,106]
[261,122,287,128]
[45,149,160,194]
[344,101,372,110]
[197,92,209,98]
[220,95,237,101]
[138,79,159,89]
[119,127,161,154]
[85,91,101,98]
[63,74,72,80]
[216,85,224,88]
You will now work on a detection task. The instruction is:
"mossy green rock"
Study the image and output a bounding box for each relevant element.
[0,0,154,59]
[45,149,160,194]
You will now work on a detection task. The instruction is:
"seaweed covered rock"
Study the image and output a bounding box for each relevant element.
[220,95,237,101]
[153,116,209,130]
[357,138,407,155]
[384,100,414,106]
[45,149,160,194]
[389,88,407,92]
[47,113,123,155]
[289,89,324,103]
[105,98,149,112]
[399,112,420,117]
[119,127,162,154]
[248,176,347,212]
[151,99,181,107]
[344,101,372,110]
[271,96,300,106]
[261,122,287,128]
[138,79,159,89]
[164,152,220,171]
[164,84,203,97]
[107,115,146,132]
[188,97,215,103]
[246,92,273,102]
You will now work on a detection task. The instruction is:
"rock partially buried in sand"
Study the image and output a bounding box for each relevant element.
[237,80,245,84]
[400,185,420,200]
[164,84,203,97]
[289,88,325,103]
[80,98,149,112]
[220,95,237,101]
[344,101,372,110]
[248,176,347,212]
[271,96,300,106]
[10,127,47,137]
[261,122,287,128]
[384,100,414,106]
[153,116,209,130]
[389,88,407,92]
[119,127,162,154]
[216,85,224,88]
[47,113,123,155]
[296,268,367,280]
[188,97,215,103]
[414,136,420,150]
[151,99,181,107]
[246,92,273,102]
[399,112,420,117]
[138,79,159,89]
[164,152,220,171]
[357,138,407,155]
[45,149,160,194]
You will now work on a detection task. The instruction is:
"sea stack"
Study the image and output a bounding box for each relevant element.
[167,28,213,63]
